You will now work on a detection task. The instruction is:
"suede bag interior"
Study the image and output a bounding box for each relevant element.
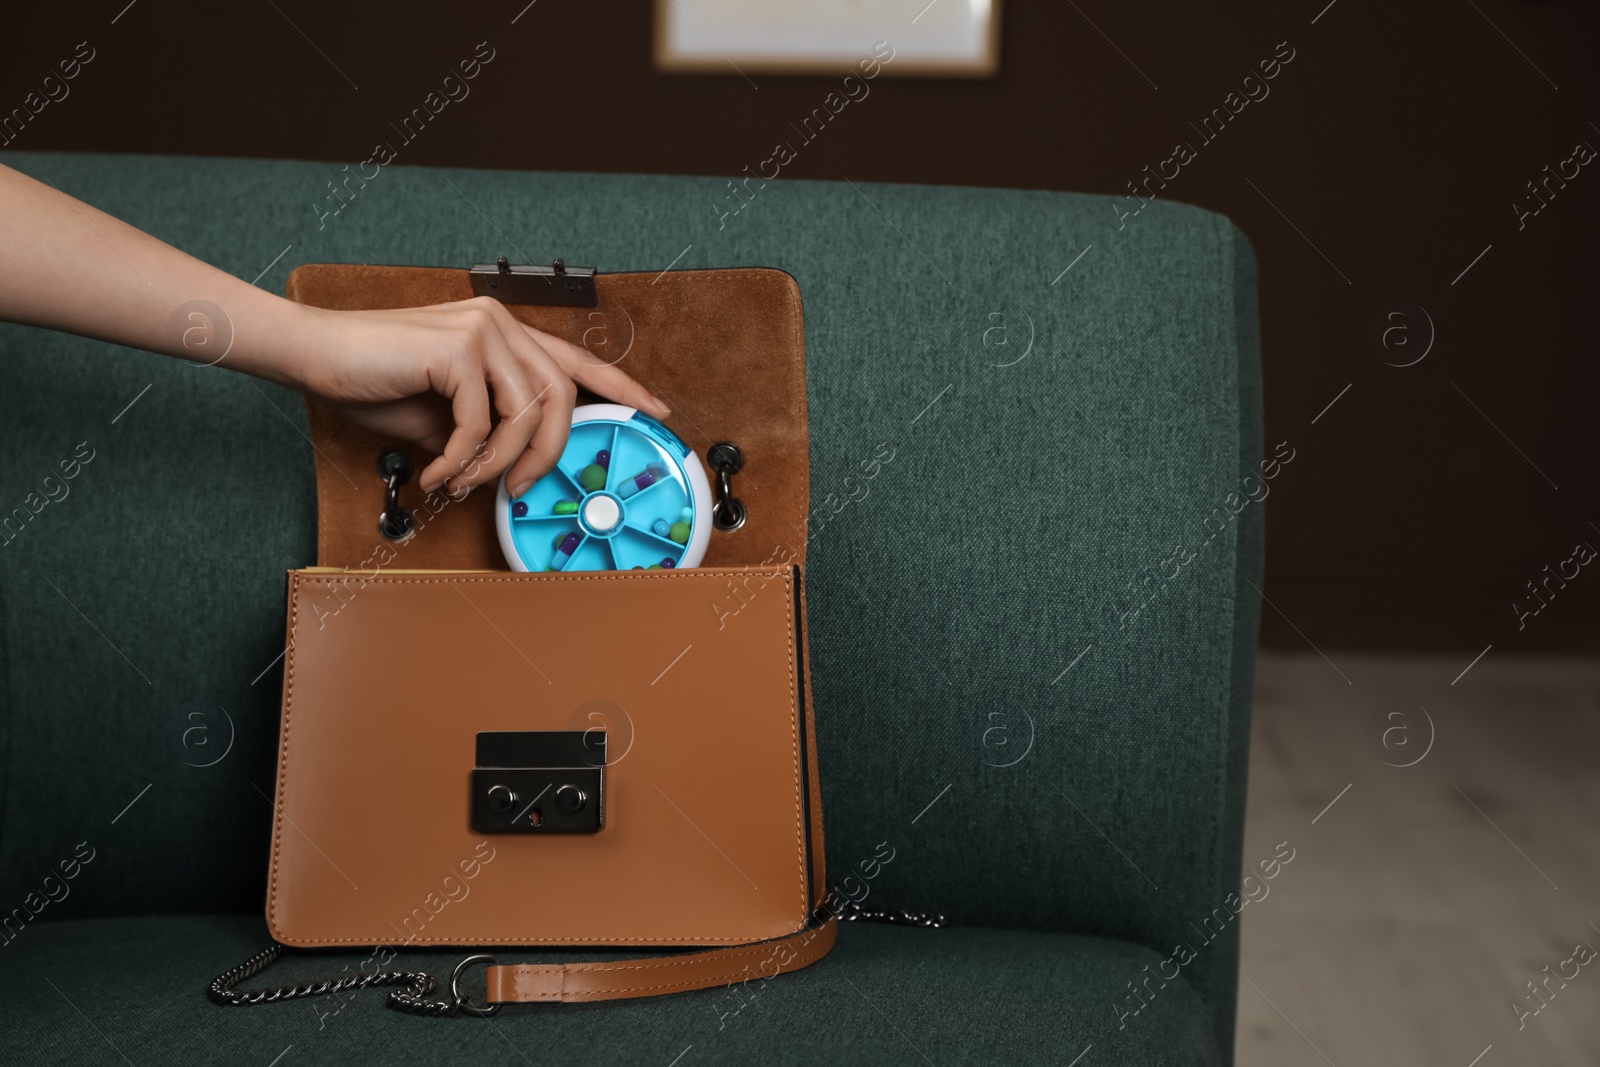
[286,263,810,571]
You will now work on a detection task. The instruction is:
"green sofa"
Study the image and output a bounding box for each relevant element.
[0,152,1261,1065]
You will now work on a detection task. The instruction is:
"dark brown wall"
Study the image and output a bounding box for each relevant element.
[3,0,1595,651]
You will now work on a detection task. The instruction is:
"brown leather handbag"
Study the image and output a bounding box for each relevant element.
[209,262,857,1016]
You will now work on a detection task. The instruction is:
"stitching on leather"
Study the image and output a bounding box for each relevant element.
[780,570,807,918]
[270,566,813,941]
[498,927,834,998]
[266,573,299,937]
[797,574,826,898]
[513,926,831,975]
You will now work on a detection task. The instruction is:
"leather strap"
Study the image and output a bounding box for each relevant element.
[485,917,837,1004]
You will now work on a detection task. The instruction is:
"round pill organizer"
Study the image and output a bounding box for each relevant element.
[496,404,713,572]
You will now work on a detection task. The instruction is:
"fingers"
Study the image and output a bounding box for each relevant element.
[418,308,538,494]
[484,308,578,496]
[525,324,671,420]
[414,299,669,502]
[456,321,541,493]
[505,370,575,497]
[419,343,493,494]
[452,297,577,497]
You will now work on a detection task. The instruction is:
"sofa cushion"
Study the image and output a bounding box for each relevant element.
[0,915,1221,1066]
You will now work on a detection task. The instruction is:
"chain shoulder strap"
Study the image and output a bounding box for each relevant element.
[209,889,946,1016]
[208,943,464,1016]
[835,899,949,928]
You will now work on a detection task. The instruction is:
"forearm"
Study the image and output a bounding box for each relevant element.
[0,161,314,386]
[1,160,668,496]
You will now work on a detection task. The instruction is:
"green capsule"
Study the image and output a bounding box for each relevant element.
[553,500,579,515]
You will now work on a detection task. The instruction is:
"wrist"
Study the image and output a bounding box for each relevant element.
[224,295,325,390]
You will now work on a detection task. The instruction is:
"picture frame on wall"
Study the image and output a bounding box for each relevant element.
[654,0,1001,77]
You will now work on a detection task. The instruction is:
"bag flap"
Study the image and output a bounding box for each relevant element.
[285,264,809,571]
[268,565,817,948]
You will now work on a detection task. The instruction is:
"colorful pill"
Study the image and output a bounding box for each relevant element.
[669,521,690,544]
[660,558,676,569]
[681,507,693,521]
[511,501,529,518]
[551,533,580,570]
[652,518,671,537]
[578,464,608,491]
[597,449,610,469]
[553,500,579,515]
[617,463,668,499]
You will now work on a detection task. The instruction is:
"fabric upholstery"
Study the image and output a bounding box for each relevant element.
[0,152,1261,1063]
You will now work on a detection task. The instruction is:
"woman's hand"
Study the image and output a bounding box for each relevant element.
[296,298,669,497]
[0,161,667,498]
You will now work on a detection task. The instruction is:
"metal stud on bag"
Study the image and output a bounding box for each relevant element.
[707,442,747,532]
[377,451,415,542]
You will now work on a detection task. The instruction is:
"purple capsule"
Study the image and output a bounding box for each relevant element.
[551,533,580,571]
[617,463,668,500]
[511,500,529,518]
[596,449,610,469]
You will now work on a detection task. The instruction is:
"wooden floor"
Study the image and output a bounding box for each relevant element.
[1236,651,1600,1067]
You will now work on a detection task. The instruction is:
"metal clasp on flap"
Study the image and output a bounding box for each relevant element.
[470,731,605,834]
[470,257,598,307]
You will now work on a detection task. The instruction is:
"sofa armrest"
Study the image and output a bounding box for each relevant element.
[795,184,1262,1059]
